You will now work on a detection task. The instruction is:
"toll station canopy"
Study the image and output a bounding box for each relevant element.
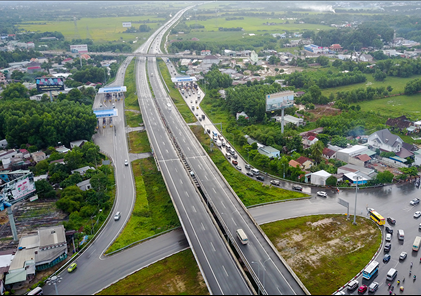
[93,109,118,118]
[98,86,127,94]
[171,76,197,83]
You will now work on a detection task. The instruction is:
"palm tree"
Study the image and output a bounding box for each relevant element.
[310,140,325,164]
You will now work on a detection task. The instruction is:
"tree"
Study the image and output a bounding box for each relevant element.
[310,140,324,164]
[332,59,342,68]
[387,85,393,92]
[35,180,57,199]
[375,171,394,184]
[316,56,329,66]
[325,175,338,186]
[90,171,108,192]
[64,147,84,170]
[1,83,29,100]
[373,69,386,81]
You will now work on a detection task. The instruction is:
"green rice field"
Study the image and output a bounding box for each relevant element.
[356,93,421,118]
[18,16,166,43]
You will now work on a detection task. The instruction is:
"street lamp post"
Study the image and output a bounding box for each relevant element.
[353,175,362,225]
[46,275,62,295]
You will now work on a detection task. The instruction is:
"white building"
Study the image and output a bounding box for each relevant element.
[335,145,368,163]
[310,170,331,185]
[272,114,304,127]
[367,129,403,153]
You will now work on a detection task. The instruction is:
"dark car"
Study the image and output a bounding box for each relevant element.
[383,254,391,263]
[384,242,391,252]
[387,217,396,225]
[256,175,265,181]
[292,185,303,191]
[246,172,254,177]
[385,226,393,234]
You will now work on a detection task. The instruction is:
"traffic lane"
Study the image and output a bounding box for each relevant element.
[160,159,252,295]
[138,60,251,294]
[191,157,304,295]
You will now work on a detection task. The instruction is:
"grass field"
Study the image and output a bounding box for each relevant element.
[158,59,197,123]
[97,249,208,295]
[185,17,333,33]
[356,93,421,118]
[128,131,151,154]
[191,126,308,207]
[123,59,139,111]
[261,214,381,295]
[18,16,165,43]
[124,111,143,127]
[106,157,180,254]
[322,74,421,97]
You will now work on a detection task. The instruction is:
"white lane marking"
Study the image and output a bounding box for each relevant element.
[192,206,196,213]
[201,223,205,231]
[162,141,166,146]
[205,175,209,180]
[221,202,227,209]
[210,242,216,252]
[198,164,203,170]
[185,192,189,197]
[232,217,237,226]
[180,179,183,184]
[222,265,229,277]
[212,188,216,193]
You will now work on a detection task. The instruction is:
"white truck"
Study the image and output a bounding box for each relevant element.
[216,140,222,148]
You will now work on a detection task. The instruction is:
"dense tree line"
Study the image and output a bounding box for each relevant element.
[0,49,42,68]
[0,98,97,149]
[71,66,108,83]
[218,27,243,31]
[202,64,232,90]
[375,58,421,78]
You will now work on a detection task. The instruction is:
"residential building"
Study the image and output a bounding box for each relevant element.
[304,44,329,54]
[71,166,94,176]
[367,129,404,153]
[302,136,318,148]
[337,164,377,179]
[0,72,7,85]
[200,50,211,56]
[5,226,67,286]
[289,159,301,168]
[343,172,369,186]
[76,179,92,191]
[322,147,336,159]
[295,91,305,97]
[335,145,368,163]
[310,170,331,185]
[236,112,249,120]
[0,150,17,161]
[258,146,280,159]
[55,146,70,154]
[0,139,7,149]
[296,156,314,170]
[414,150,421,166]
[329,44,343,52]
[250,50,259,63]
[31,151,46,163]
[70,140,88,149]
[272,114,305,127]
[359,54,373,62]
[49,159,65,165]
[202,55,219,65]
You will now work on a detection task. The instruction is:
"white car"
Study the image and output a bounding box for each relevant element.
[124,159,128,166]
[317,191,327,197]
[414,211,421,218]
[236,165,242,171]
[385,233,391,241]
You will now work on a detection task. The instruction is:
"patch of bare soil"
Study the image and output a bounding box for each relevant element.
[306,105,342,121]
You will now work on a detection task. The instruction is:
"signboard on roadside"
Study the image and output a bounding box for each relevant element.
[122,22,132,28]
[266,91,295,112]
[70,44,88,53]
[36,77,65,92]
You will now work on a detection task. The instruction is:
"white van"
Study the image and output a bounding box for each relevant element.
[386,268,397,281]
[251,168,260,175]
[398,229,404,240]
[236,229,248,245]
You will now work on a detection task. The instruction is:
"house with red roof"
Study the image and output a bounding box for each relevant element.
[329,44,343,52]
[296,156,314,170]
[322,148,336,159]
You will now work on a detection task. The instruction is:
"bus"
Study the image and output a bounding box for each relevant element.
[413,236,421,251]
[362,261,379,280]
[28,287,43,295]
[369,211,385,225]
[236,229,248,245]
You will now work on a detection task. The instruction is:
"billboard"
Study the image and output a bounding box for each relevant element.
[266,91,295,112]
[36,77,65,92]
[122,22,132,28]
[4,177,36,201]
[70,44,88,53]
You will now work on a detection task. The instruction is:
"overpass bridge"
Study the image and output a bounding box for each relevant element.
[40,50,228,60]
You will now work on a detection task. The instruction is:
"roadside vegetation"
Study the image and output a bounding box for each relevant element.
[191,126,308,207]
[157,59,196,123]
[97,249,208,295]
[123,59,140,111]
[106,157,180,254]
[128,131,151,153]
[124,110,143,127]
[261,214,381,295]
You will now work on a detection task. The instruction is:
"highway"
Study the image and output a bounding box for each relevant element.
[131,6,252,294]
[147,35,307,294]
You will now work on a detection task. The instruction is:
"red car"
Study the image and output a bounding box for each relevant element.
[231,160,238,165]
[358,285,367,293]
